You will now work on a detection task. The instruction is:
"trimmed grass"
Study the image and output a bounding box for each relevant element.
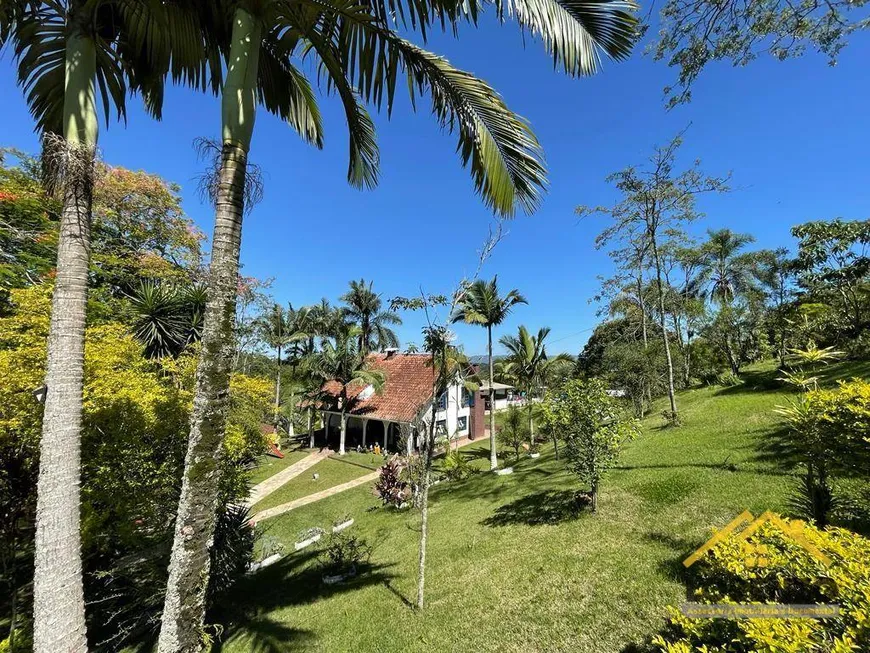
[251,457,376,514]
[216,362,869,653]
[247,448,311,486]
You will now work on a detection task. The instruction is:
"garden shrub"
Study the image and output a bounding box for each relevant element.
[375,456,411,507]
[319,532,372,577]
[442,449,473,481]
[654,516,870,652]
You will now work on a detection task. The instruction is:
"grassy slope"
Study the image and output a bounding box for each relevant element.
[216,362,867,653]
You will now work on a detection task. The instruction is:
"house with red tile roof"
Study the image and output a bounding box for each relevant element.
[317,350,484,453]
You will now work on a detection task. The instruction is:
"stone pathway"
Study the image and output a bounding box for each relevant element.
[250,471,379,524]
[245,448,332,508]
[249,434,487,524]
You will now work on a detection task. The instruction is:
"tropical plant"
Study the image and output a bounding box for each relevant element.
[4,3,207,649]
[374,456,411,508]
[499,324,571,438]
[341,278,401,355]
[160,0,638,643]
[310,323,384,455]
[441,448,473,481]
[128,281,206,359]
[452,276,527,469]
[498,405,529,460]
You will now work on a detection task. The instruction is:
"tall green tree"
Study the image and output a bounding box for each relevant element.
[452,277,527,469]
[161,0,638,643]
[792,218,870,338]
[753,247,797,367]
[341,278,401,355]
[3,3,207,650]
[579,133,729,424]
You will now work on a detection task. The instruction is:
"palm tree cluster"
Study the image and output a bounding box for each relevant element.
[3,0,637,648]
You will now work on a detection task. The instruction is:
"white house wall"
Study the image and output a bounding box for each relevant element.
[434,379,471,440]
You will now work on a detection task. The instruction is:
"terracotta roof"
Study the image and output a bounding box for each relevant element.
[320,353,435,423]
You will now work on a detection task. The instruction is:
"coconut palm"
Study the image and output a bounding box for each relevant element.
[161,0,637,645]
[3,3,210,650]
[341,278,402,355]
[499,325,571,438]
[310,323,385,455]
[452,277,527,469]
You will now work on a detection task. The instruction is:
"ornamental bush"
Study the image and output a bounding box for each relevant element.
[654,516,870,652]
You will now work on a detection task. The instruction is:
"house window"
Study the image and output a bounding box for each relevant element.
[461,388,473,408]
[436,419,447,435]
[457,416,468,432]
[437,393,447,410]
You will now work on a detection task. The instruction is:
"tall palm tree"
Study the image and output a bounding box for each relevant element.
[499,325,571,438]
[255,302,309,419]
[698,229,757,373]
[698,229,757,305]
[3,3,208,650]
[452,277,527,470]
[341,278,402,355]
[310,323,384,455]
[161,0,637,646]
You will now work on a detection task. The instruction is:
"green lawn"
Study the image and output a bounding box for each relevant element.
[251,457,376,514]
[215,362,868,653]
[247,448,311,486]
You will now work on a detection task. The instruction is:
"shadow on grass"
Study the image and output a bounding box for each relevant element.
[214,617,316,653]
[711,367,785,397]
[482,489,591,527]
[747,423,803,472]
[211,550,397,650]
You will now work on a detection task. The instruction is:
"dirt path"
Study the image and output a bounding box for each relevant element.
[245,449,332,508]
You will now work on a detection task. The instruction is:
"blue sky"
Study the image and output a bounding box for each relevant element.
[1,17,868,356]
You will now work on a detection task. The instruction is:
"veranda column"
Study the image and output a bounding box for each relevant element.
[383,421,389,451]
[362,419,368,447]
[324,413,330,443]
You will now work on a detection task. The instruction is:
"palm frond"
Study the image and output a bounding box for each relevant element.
[494,0,637,76]
[259,33,324,147]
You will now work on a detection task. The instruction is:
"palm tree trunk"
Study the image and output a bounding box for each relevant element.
[339,410,347,455]
[487,325,497,470]
[158,10,261,651]
[308,408,314,449]
[651,237,678,422]
[33,30,98,653]
[274,344,282,419]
